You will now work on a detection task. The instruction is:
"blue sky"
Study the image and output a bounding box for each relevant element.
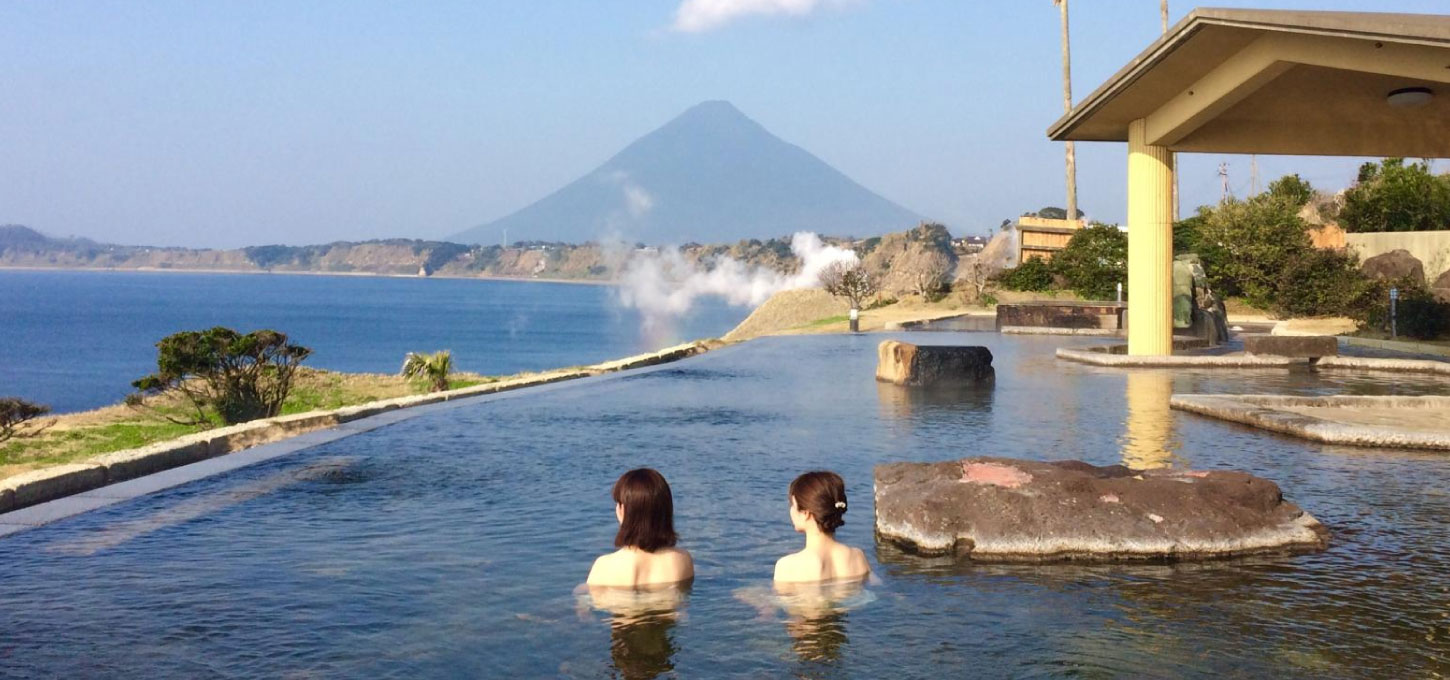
[1,0,1445,248]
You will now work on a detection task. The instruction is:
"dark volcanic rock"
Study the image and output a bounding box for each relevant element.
[875,341,994,387]
[873,457,1327,561]
[1361,249,1425,282]
[1243,334,1338,358]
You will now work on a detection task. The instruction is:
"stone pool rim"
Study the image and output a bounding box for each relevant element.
[1171,394,1450,451]
[0,341,711,537]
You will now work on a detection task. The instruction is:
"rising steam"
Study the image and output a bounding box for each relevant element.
[615,231,857,334]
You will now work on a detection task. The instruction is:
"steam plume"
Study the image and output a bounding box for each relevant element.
[615,231,856,334]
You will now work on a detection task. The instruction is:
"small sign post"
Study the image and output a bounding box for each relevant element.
[849,307,860,333]
[1390,287,1399,339]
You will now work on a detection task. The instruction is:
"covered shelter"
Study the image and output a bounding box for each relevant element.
[1049,8,1450,355]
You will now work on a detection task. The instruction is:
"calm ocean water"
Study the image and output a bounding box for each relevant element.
[0,269,748,413]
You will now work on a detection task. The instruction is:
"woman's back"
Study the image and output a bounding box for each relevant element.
[774,543,868,583]
[589,547,694,587]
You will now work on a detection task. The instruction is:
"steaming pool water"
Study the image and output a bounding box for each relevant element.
[1,333,1448,678]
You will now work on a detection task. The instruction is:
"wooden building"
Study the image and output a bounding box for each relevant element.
[1016,216,1085,263]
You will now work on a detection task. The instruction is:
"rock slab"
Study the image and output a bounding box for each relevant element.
[874,457,1327,561]
[1243,333,1338,358]
[876,341,994,387]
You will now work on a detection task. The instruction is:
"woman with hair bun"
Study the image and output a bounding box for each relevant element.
[587,468,694,588]
[773,470,870,583]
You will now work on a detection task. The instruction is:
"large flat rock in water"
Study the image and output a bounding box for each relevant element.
[874,457,1327,561]
[876,341,993,387]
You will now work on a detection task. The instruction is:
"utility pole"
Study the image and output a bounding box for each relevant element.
[1163,1,1178,223]
[1250,155,1260,195]
[1054,0,1078,223]
[1219,163,1230,201]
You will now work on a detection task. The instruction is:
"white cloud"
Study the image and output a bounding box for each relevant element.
[671,0,856,33]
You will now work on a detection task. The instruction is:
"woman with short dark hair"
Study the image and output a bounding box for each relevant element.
[587,468,695,587]
[773,470,869,583]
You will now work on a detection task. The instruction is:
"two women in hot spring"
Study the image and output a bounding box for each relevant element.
[586,468,869,588]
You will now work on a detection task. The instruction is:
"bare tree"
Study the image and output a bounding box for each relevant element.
[1053,0,1078,223]
[956,255,1001,307]
[819,261,878,317]
[910,251,953,298]
[0,398,52,443]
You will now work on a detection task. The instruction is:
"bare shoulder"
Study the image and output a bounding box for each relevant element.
[773,551,819,582]
[667,547,695,576]
[849,546,870,573]
[587,549,627,585]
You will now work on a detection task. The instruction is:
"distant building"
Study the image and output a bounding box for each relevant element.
[1015,216,1085,263]
[952,236,988,255]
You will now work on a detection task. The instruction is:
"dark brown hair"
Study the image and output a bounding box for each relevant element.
[613,468,678,552]
[790,470,848,533]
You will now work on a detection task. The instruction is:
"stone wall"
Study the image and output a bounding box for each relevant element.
[995,302,1124,331]
[1346,230,1450,283]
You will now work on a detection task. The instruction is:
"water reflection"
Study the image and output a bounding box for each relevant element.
[1121,371,1180,469]
[579,583,690,679]
[876,382,994,423]
[735,578,876,665]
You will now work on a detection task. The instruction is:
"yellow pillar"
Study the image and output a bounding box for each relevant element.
[1126,118,1176,356]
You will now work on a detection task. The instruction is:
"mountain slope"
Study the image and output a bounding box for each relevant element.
[452,101,923,245]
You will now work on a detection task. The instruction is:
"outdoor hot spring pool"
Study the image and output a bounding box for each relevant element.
[1,333,1448,678]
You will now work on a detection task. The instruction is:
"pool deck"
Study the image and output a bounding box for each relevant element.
[1171,395,1450,451]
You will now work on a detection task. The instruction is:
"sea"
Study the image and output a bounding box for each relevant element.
[0,269,749,414]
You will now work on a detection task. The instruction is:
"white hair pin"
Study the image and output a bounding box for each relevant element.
[834,501,846,509]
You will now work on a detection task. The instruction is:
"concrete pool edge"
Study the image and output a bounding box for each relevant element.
[1057,346,1450,374]
[0,341,711,528]
[1170,394,1450,451]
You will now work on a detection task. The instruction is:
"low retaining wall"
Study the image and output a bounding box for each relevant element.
[1002,326,1122,337]
[1171,394,1450,450]
[995,302,1124,332]
[0,342,706,514]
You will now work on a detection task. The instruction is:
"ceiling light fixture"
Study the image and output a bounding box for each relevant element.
[1387,87,1434,108]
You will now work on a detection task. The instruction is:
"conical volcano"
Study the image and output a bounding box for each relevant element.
[452,101,923,245]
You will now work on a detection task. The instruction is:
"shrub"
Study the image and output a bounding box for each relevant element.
[1268,174,1315,207]
[1193,194,1310,309]
[998,256,1053,292]
[1340,158,1450,233]
[1396,290,1450,340]
[1358,282,1450,339]
[1051,224,1127,301]
[132,327,312,425]
[1271,248,1365,318]
[0,398,51,443]
[401,350,455,392]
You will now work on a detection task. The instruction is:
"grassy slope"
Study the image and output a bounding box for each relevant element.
[0,367,492,478]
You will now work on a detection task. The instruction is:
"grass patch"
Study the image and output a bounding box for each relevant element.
[0,367,499,477]
[798,314,849,329]
[0,421,205,470]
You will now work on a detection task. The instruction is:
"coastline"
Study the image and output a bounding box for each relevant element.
[0,265,616,287]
